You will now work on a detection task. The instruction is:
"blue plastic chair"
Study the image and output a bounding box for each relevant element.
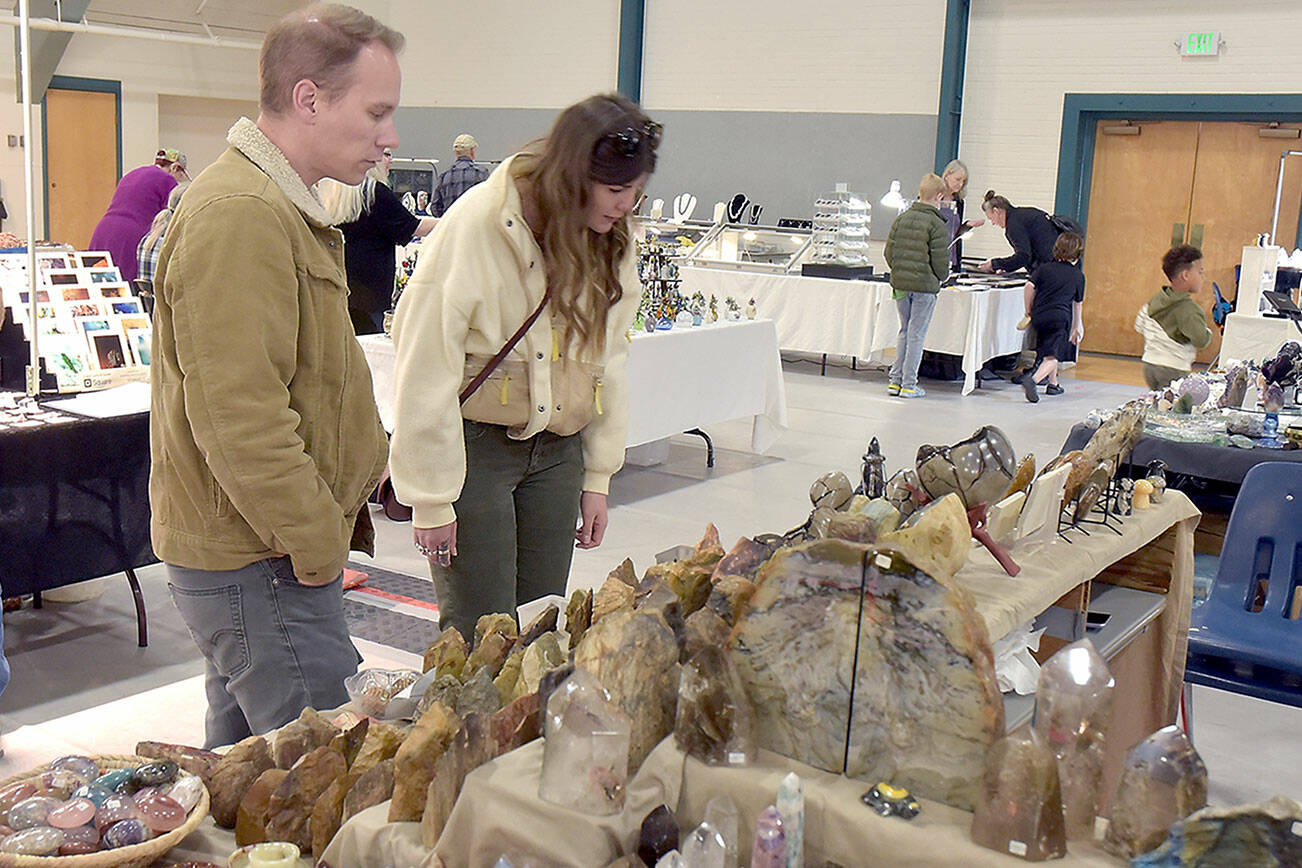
[1183,462,1302,739]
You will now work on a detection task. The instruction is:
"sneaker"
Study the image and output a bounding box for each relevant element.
[1022,375,1040,403]
[887,384,900,396]
[1010,369,1026,385]
[1046,383,1064,396]
[899,386,926,399]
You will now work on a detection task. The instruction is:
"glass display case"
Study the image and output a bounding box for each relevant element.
[812,188,871,266]
[680,223,814,274]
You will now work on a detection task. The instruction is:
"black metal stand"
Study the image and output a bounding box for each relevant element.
[685,428,714,467]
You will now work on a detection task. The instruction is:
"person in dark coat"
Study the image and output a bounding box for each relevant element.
[977,190,1059,274]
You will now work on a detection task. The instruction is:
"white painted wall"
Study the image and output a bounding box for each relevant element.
[642,0,946,114]
[388,0,619,108]
[157,95,261,178]
[960,0,1302,257]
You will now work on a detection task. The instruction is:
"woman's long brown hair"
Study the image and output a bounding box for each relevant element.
[513,94,658,356]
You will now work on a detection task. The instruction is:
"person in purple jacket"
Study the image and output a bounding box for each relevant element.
[88,148,189,281]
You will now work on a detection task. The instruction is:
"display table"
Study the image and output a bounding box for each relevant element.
[357,319,788,453]
[1061,424,1302,486]
[1219,311,1302,363]
[0,407,155,644]
[678,266,1025,394]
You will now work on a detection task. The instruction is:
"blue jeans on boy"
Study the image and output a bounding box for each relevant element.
[889,291,939,390]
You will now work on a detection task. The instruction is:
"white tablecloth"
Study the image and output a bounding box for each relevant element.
[678,266,1025,395]
[357,318,787,453]
[1220,311,1302,364]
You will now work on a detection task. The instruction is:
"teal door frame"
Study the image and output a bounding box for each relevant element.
[617,0,645,102]
[934,0,970,172]
[1054,93,1302,249]
[41,75,122,239]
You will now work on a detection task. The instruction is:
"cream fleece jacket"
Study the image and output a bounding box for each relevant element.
[388,156,640,528]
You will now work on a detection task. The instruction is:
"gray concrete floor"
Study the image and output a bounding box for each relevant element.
[3,359,1299,806]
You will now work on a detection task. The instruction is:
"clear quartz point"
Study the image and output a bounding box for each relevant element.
[537,669,632,816]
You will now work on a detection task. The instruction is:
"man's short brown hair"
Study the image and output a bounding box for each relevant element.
[260,3,404,116]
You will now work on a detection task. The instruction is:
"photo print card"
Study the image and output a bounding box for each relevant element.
[96,283,130,299]
[45,269,82,287]
[35,252,72,282]
[59,285,93,302]
[88,267,124,284]
[76,251,113,270]
[125,327,152,366]
[108,299,143,316]
[91,331,130,370]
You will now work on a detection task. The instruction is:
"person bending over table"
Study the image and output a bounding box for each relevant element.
[389,94,658,639]
[977,190,1059,275]
[1021,232,1085,402]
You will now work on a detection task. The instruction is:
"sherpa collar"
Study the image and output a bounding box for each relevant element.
[226,117,332,228]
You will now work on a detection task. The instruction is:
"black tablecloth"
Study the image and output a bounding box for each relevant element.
[0,411,156,596]
[1061,422,1302,485]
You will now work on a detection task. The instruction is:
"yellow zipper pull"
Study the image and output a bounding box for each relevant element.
[594,383,603,416]
[551,328,561,361]
[499,375,510,405]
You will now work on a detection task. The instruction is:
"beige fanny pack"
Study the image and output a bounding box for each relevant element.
[459,354,604,436]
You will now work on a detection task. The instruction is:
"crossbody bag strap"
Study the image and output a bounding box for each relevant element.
[459,289,551,404]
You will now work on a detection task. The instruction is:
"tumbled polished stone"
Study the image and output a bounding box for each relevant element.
[675,646,755,766]
[9,796,60,830]
[637,805,679,867]
[102,817,149,848]
[209,735,275,828]
[0,782,36,814]
[134,760,179,788]
[93,768,136,793]
[538,669,632,816]
[422,628,468,679]
[846,546,1003,810]
[137,794,188,833]
[750,805,786,868]
[57,824,101,855]
[49,756,99,781]
[1034,639,1115,839]
[94,794,138,830]
[135,741,222,785]
[166,775,205,814]
[46,798,96,829]
[575,608,679,771]
[916,425,1017,509]
[971,729,1066,861]
[1104,725,1208,859]
[70,784,114,807]
[131,786,159,805]
[0,825,64,855]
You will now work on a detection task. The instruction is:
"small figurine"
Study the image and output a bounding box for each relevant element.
[858,437,886,498]
[745,297,757,320]
[708,295,719,323]
[1145,460,1168,503]
[725,297,742,322]
[861,783,920,820]
[1133,479,1154,510]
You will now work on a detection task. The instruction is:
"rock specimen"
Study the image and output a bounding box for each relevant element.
[389,702,459,823]
[235,768,288,845]
[421,713,495,848]
[1134,796,1302,867]
[1033,639,1115,839]
[711,537,773,584]
[520,604,560,646]
[575,609,680,771]
[309,771,358,856]
[273,707,339,770]
[730,539,867,773]
[675,645,755,766]
[750,805,786,868]
[494,647,526,704]
[208,735,274,828]
[970,729,1067,861]
[846,546,1003,810]
[1083,401,1145,471]
[342,758,394,821]
[704,794,739,867]
[877,493,971,584]
[348,720,405,776]
[465,631,513,680]
[264,745,348,852]
[134,742,222,785]
[1104,725,1208,859]
[1004,454,1037,499]
[329,718,369,770]
[422,628,468,679]
[683,608,730,659]
[491,691,542,755]
[1041,451,1095,508]
[636,579,686,650]
[565,589,593,650]
[662,525,726,615]
[638,805,680,866]
[519,632,566,695]
[593,575,637,622]
[776,773,803,868]
[607,557,639,587]
[824,511,879,543]
[456,665,504,718]
[916,425,1017,508]
[538,670,632,816]
[419,674,464,718]
[474,613,519,647]
[706,576,756,625]
[810,471,854,510]
[681,822,727,868]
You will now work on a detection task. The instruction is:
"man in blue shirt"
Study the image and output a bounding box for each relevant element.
[431,133,490,217]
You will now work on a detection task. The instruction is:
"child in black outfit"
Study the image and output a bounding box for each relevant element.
[1022,232,1085,403]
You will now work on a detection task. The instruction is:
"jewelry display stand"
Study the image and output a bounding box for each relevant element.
[811,184,871,267]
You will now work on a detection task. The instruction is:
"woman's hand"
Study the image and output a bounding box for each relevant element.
[969,218,987,229]
[414,522,457,567]
[1071,324,1085,345]
[977,259,995,273]
[575,492,608,550]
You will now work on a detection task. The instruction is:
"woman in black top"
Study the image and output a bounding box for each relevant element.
[940,159,985,269]
[1021,232,1085,402]
[977,191,1059,274]
[320,150,436,334]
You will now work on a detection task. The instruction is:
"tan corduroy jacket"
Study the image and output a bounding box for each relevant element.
[389,155,640,529]
[149,118,389,583]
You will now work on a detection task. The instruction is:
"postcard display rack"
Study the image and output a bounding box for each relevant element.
[0,249,152,393]
[811,186,871,266]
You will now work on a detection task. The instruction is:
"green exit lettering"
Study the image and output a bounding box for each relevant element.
[1184,32,1218,55]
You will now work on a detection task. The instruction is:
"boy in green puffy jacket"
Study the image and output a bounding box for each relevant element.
[884,173,951,398]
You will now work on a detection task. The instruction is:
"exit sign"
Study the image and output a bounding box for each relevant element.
[1180,31,1221,56]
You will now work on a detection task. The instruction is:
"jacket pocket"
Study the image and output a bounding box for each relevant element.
[460,356,531,429]
[547,358,604,437]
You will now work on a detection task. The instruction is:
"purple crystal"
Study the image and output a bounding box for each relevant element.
[102,818,149,848]
[7,796,60,830]
[749,805,785,868]
[94,794,137,830]
[637,805,679,865]
[58,824,101,855]
[49,756,100,780]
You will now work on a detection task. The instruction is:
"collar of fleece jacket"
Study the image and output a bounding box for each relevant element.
[225,116,333,229]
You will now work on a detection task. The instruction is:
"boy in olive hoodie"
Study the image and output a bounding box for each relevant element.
[1134,245,1212,389]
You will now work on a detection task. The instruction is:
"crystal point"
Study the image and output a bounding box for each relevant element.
[682,821,727,868]
[537,670,631,816]
[675,646,756,766]
[970,729,1067,861]
[750,805,786,868]
[637,805,679,867]
[1104,725,1208,859]
[704,794,739,867]
[776,773,803,868]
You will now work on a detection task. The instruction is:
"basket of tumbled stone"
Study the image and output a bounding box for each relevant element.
[0,755,209,868]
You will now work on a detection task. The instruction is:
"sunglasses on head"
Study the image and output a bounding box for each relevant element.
[599,121,662,157]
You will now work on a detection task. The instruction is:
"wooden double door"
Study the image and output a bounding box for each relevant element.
[1083,121,1302,362]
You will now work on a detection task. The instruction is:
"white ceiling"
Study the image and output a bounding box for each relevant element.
[11,0,307,41]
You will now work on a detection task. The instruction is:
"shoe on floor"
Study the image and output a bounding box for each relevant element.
[1022,376,1040,403]
[888,384,900,396]
[1046,383,1064,395]
[899,386,926,399]
[976,367,1003,381]
[1010,370,1025,385]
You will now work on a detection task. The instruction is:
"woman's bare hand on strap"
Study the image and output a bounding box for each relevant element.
[575,492,608,550]
[414,522,457,567]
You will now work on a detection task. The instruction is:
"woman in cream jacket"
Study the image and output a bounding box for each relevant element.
[390,94,659,638]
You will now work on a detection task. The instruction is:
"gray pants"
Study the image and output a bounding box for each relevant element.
[1143,362,1188,391]
[166,557,359,749]
[432,419,584,640]
[890,291,939,389]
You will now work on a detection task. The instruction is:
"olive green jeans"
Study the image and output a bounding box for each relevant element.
[431,419,584,639]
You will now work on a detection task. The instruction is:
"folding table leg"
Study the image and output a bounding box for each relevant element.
[124,568,148,647]
[1181,683,1194,742]
[685,428,715,468]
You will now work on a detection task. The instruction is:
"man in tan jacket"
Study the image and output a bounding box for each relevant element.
[149,4,397,748]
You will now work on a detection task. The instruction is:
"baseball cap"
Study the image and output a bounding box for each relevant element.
[155,148,187,169]
[453,134,478,152]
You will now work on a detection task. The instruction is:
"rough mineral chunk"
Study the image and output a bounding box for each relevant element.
[876,493,971,585]
[208,735,275,828]
[234,768,288,846]
[565,588,593,650]
[464,631,513,680]
[519,605,560,646]
[418,674,463,718]
[635,579,686,651]
[971,730,1066,861]
[456,665,503,717]
[593,575,637,622]
[348,720,405,776]
[474,613,519,648]
[1149,796,1302,867]
[607,558,639,588]
[675,645,755,766]
[329,718,370,770]
[711,537,774,584]
[309,771,359,856]
[494,647,526,704]
[683,608,731,659]
[706,576,756,625]
[420,713,495,847]
[273,707,339,770]
[492,692,542,755]
[422,628,468,679]
[519,632,567,696]
[264,745,348,852]
[1104,725,1208,859]
[389,702,458,823]
[663,525,726,615]
[575,609,679,771]
[342,757,394,822]
[134,742,221,786]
